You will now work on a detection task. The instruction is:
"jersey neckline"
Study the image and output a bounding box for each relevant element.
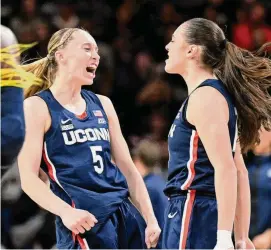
[47,88,91,121]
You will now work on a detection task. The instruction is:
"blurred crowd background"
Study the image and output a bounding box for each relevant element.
[1,0,271,249]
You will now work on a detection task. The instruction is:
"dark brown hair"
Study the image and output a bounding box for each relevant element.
[184,18,271,153]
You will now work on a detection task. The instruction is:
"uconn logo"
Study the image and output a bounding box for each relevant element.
[62,128,110,145]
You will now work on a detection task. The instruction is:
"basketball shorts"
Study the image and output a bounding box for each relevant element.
[55,198,146,249]
[162,190,218,249]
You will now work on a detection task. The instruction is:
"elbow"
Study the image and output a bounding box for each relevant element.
[215,163,237,178]
[19,172,33,195]
[20,176,28,193]
[236,165,248,177]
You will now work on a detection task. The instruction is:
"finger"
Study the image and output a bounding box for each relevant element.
[145,235,151,249]
[86,216,95,227]
[81,221,91,231]
[150,233,159,248]
[76,225,85,234]
[150,233,156,242]
[71,227,80,235]
[88,213,98,223]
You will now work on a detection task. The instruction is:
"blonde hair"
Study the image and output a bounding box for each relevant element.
[23,28,81,98]
[1,43,42,89]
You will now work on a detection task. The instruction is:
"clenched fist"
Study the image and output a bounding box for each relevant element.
[145,219,161,249]
[60,207,98,235]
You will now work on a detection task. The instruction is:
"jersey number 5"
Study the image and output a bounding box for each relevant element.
[90,146,104,174]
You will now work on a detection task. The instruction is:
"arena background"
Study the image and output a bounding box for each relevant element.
[1,0,271,249]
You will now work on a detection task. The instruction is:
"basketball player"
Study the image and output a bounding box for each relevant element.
[1,25,25,167]
[18,28,160,249]
[163,18,271,249]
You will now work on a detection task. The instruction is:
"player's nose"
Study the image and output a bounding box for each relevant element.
[91,50,100,61]
[165,43,169,52]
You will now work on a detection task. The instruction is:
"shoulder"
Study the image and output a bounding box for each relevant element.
[96,94,115,118]
[188,85,229,124]
[24,95,48,112]
[96,94,112,107]
[24,96,51,129]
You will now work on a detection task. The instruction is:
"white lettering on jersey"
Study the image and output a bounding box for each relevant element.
[169,124,176,138]
[61,124,74,131]
[62,128,110,145]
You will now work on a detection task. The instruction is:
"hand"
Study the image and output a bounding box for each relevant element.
[60,207,98,235]
[252,230,271,250]
[145,219,161,249]
[236,238,255,249]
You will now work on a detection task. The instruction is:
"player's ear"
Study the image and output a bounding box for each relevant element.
[55,50,65,64]
[186,45,199,59]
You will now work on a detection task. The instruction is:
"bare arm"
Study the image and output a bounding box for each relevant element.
[234,143,255,249]
[18,97,97,235]
[98,95,156,222]
[18,97,71,216]
[234,142,251,241]
[188,87,237,234]
[98,95,161,248]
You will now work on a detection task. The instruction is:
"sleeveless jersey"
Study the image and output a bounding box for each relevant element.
[164,79,238,195]
[37,89,128,227]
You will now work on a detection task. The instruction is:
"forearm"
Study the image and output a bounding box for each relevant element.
[21,172,71,216]
[234,168,251,240]
[215,166,237,231]
[126,169,156,224]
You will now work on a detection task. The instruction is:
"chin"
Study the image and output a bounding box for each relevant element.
[165,64,174,74]
[81,78,94,86]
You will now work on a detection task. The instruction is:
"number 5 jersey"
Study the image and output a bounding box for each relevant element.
[36,89,128,232]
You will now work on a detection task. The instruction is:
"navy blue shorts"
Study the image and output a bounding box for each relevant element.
[162,190,217,249]
[56,198,146,249]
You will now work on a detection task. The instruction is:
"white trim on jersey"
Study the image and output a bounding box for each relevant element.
[181,130,196,190]
[83,238,90,249]
[43,142,64,189]
[179,190,196,249]
[232,108,238,152]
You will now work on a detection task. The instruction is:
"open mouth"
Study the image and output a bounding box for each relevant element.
[86,67,96,74]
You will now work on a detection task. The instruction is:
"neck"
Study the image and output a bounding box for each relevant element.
[50,74,82,105]
[182,64,216,94]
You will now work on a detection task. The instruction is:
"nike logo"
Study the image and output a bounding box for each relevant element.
[168,211,177,219]
[61,118,72,124]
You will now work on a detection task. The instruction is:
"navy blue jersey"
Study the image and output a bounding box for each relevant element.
[247,154,271,238]
[36,89,128,229]
[1,87,25,167]
[164,79,238,195]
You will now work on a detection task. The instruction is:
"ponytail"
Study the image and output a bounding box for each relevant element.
[23,56,55,98]
[215,42,271,153]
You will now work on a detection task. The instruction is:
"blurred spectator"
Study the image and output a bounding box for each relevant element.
[245,128,271,249]
[35,21,52,57]
[133,139,167,249]
[136,78,172,106]
[52,2,79,29]
[9,0,42,43]
[233,2,271,50]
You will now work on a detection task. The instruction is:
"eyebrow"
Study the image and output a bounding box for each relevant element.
[82,42,98,50]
